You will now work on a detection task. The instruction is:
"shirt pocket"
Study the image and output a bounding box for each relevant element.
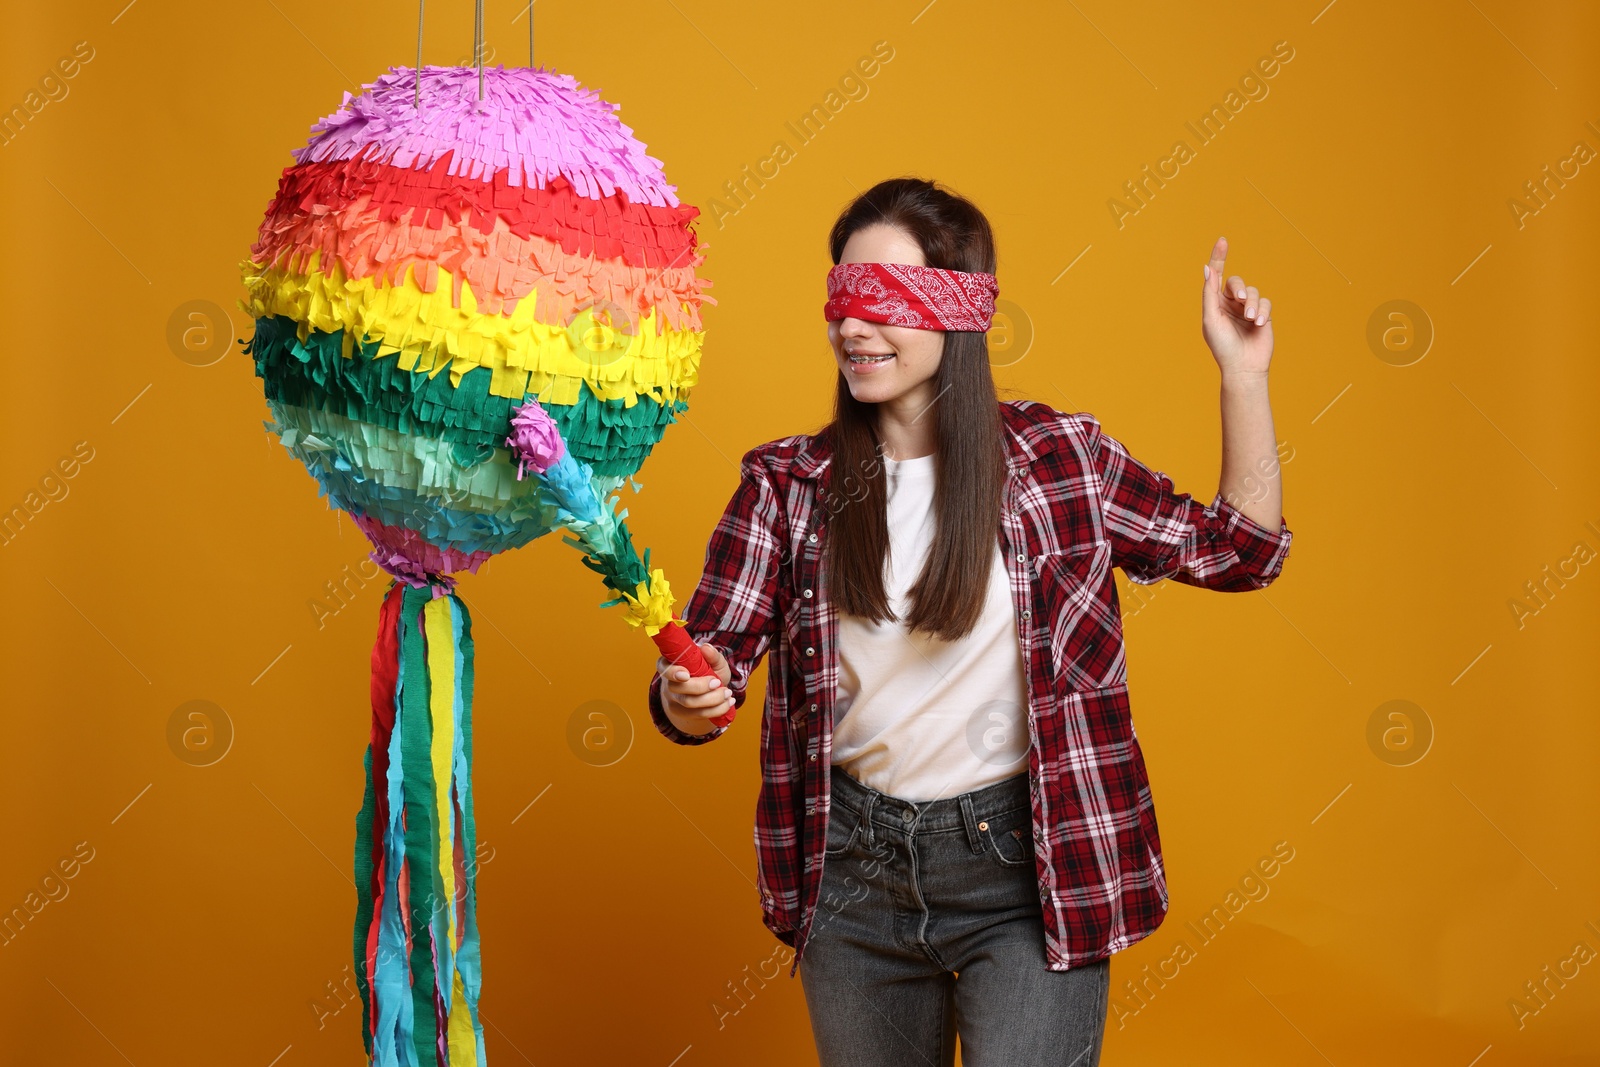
[1033,540,1127,692]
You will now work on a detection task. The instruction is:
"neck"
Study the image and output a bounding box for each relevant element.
[873,387,939,460]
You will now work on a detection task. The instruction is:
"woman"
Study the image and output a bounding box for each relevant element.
[647,178,1292,1066]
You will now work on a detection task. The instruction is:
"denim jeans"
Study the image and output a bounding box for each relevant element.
[799,766,1110,1067]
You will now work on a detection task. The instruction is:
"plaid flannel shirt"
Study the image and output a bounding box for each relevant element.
[646,398,1293,976]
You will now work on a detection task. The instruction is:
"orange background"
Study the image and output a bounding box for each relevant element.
[2,2,1597,1064]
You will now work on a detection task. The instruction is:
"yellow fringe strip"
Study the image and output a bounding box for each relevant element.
[616,568,681,638]
[241,254,705,407]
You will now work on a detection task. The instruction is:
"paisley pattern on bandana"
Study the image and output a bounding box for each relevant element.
[823,261,999,332]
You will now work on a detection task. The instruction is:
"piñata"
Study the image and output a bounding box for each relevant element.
[240,65,726,1067]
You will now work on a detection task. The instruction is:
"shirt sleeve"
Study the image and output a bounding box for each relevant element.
[1075,412,1293,592]
[647,447,785,745]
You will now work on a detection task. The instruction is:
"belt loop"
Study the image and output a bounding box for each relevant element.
[960,793,984,852]
[860,788,878,850]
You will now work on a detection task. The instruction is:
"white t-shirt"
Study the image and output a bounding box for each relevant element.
[831,452,1030,802]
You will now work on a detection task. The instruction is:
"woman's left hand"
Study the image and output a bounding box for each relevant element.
[1201,236,1273,377]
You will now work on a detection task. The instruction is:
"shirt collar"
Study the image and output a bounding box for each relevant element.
[789,400,1060,480]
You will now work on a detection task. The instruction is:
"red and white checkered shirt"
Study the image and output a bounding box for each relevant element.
[647,399,1294,975]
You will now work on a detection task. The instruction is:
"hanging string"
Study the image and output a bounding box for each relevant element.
[475,0,485,100]
[528,0,534,67]
[414,0,424,108]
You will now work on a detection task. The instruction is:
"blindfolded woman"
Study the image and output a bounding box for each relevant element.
[649,177,1292,1067]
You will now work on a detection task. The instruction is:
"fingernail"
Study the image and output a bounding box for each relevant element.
[709,677,720,689]
[1203,265,1210,280]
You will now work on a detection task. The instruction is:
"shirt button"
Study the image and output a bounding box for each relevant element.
[810,703,819,712]
[1021,610,1031,620]
[805,647,815,656]
[1016,553,1026,563]
[809,753,817,762]
[803,588,813,598]
[808,533,818,543]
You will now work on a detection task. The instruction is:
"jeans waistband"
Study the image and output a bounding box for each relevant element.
[829,764,1031,843]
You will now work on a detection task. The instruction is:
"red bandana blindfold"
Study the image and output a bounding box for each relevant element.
[824,262,999,332]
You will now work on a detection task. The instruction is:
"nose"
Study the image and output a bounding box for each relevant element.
[837,317,873,338]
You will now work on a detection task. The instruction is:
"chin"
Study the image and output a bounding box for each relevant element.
[845,381,901,405]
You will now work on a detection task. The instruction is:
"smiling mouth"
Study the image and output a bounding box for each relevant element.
[846,349,894,365]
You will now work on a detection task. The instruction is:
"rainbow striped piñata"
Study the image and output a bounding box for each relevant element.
[239,65,718,1066]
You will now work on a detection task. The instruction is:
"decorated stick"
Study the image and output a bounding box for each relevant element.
[505,400,735,727]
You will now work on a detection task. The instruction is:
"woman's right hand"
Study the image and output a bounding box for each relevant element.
[657,642,735,735]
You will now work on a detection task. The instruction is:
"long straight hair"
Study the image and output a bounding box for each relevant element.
[822,177,1008,643]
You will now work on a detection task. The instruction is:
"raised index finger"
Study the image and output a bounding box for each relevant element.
[1207,236,1229,288]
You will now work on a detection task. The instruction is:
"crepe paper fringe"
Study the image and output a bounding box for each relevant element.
[271,402,536,514]
[505,438,656,607]
[614,567,680,637]
[248,316,515,450]
[258,205,709,327]
[241,259,705,405]
[267,395,677,564]
[246,317,688,479]
[506,399,565,476]
[254,155,704,276]
[295,66,679,207]
[268,415,565,556]
[265,393,663,551]
[357,515,491,590]
[354,585,486,1067]
[532,376,686,478]
[534,449,606,528]
[333,421,670,622]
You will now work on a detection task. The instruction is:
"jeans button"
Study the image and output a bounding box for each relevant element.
[978,821,989,831]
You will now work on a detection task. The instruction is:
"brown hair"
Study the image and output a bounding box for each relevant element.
[821,177,1011,642]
